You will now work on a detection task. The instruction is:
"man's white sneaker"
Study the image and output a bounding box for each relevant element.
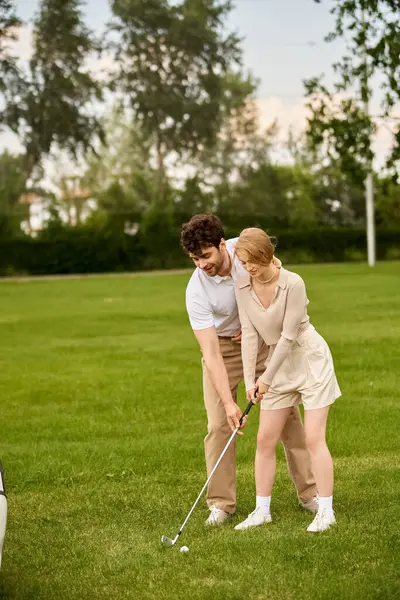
[301,496,319,513]
[205,506,231,526]
[307,509,336,533]
[234,507,272,531]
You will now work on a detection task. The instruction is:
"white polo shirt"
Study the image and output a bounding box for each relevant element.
[186,238,247,336]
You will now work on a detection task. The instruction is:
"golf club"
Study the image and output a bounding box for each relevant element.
[161,399,254,547]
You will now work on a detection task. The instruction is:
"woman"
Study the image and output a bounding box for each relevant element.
[234,228,341,533]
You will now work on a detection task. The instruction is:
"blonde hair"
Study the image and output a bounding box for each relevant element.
[235,228,276,266]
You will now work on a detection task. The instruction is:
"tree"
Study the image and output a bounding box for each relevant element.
[375,175,400,226]
[0,151,29,237]
[177,97,278,223]
[191,96,273,188]
[306,1,400,178]
[312,163,366,226]
[52,176,91,227]
[221,162,317,229]
[109,0,255,202]
[1,0,103,181]
[0,0,21,96]
[285,129,366,226]
[175,175,214,218]
[83,104,157,233]
[306,0,400,264]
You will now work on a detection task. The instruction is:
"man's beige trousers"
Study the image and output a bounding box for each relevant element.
[202,338,317,513]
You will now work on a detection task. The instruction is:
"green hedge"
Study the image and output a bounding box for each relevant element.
[1,227,400,276]
[0,231,142,276]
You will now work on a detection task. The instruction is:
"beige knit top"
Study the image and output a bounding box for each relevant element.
[235,267,310,391]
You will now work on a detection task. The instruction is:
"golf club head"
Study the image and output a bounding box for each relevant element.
[161,535,175,547]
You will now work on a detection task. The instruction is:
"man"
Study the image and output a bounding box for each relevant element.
[181,213,317,525]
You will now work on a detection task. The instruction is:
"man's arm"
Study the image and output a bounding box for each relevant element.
[193,327,245,433]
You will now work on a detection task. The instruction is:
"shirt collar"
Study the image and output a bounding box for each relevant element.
[213,274,231,284]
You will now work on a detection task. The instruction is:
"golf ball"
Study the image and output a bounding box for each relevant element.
[180,546,189,553]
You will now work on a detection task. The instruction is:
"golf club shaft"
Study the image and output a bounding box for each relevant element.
[175,400,254,538]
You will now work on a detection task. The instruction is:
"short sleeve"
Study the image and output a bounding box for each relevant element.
[186,290,215,331]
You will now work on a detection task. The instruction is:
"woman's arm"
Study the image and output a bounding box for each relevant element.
[258,278,307,387]
[236,290,260,392]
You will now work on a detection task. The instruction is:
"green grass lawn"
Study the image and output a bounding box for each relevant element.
[0,262,399,600]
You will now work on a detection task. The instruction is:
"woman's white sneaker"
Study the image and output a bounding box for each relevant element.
[307,509,336,533]
[234,507,272,530]
[205,506,231,525]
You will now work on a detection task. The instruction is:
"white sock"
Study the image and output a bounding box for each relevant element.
[318,495,333,512]
[256,495,271,515]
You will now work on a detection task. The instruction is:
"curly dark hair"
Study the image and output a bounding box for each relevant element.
[180,213,225,255]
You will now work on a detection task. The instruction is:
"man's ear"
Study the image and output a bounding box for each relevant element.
[219,238,226,252]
